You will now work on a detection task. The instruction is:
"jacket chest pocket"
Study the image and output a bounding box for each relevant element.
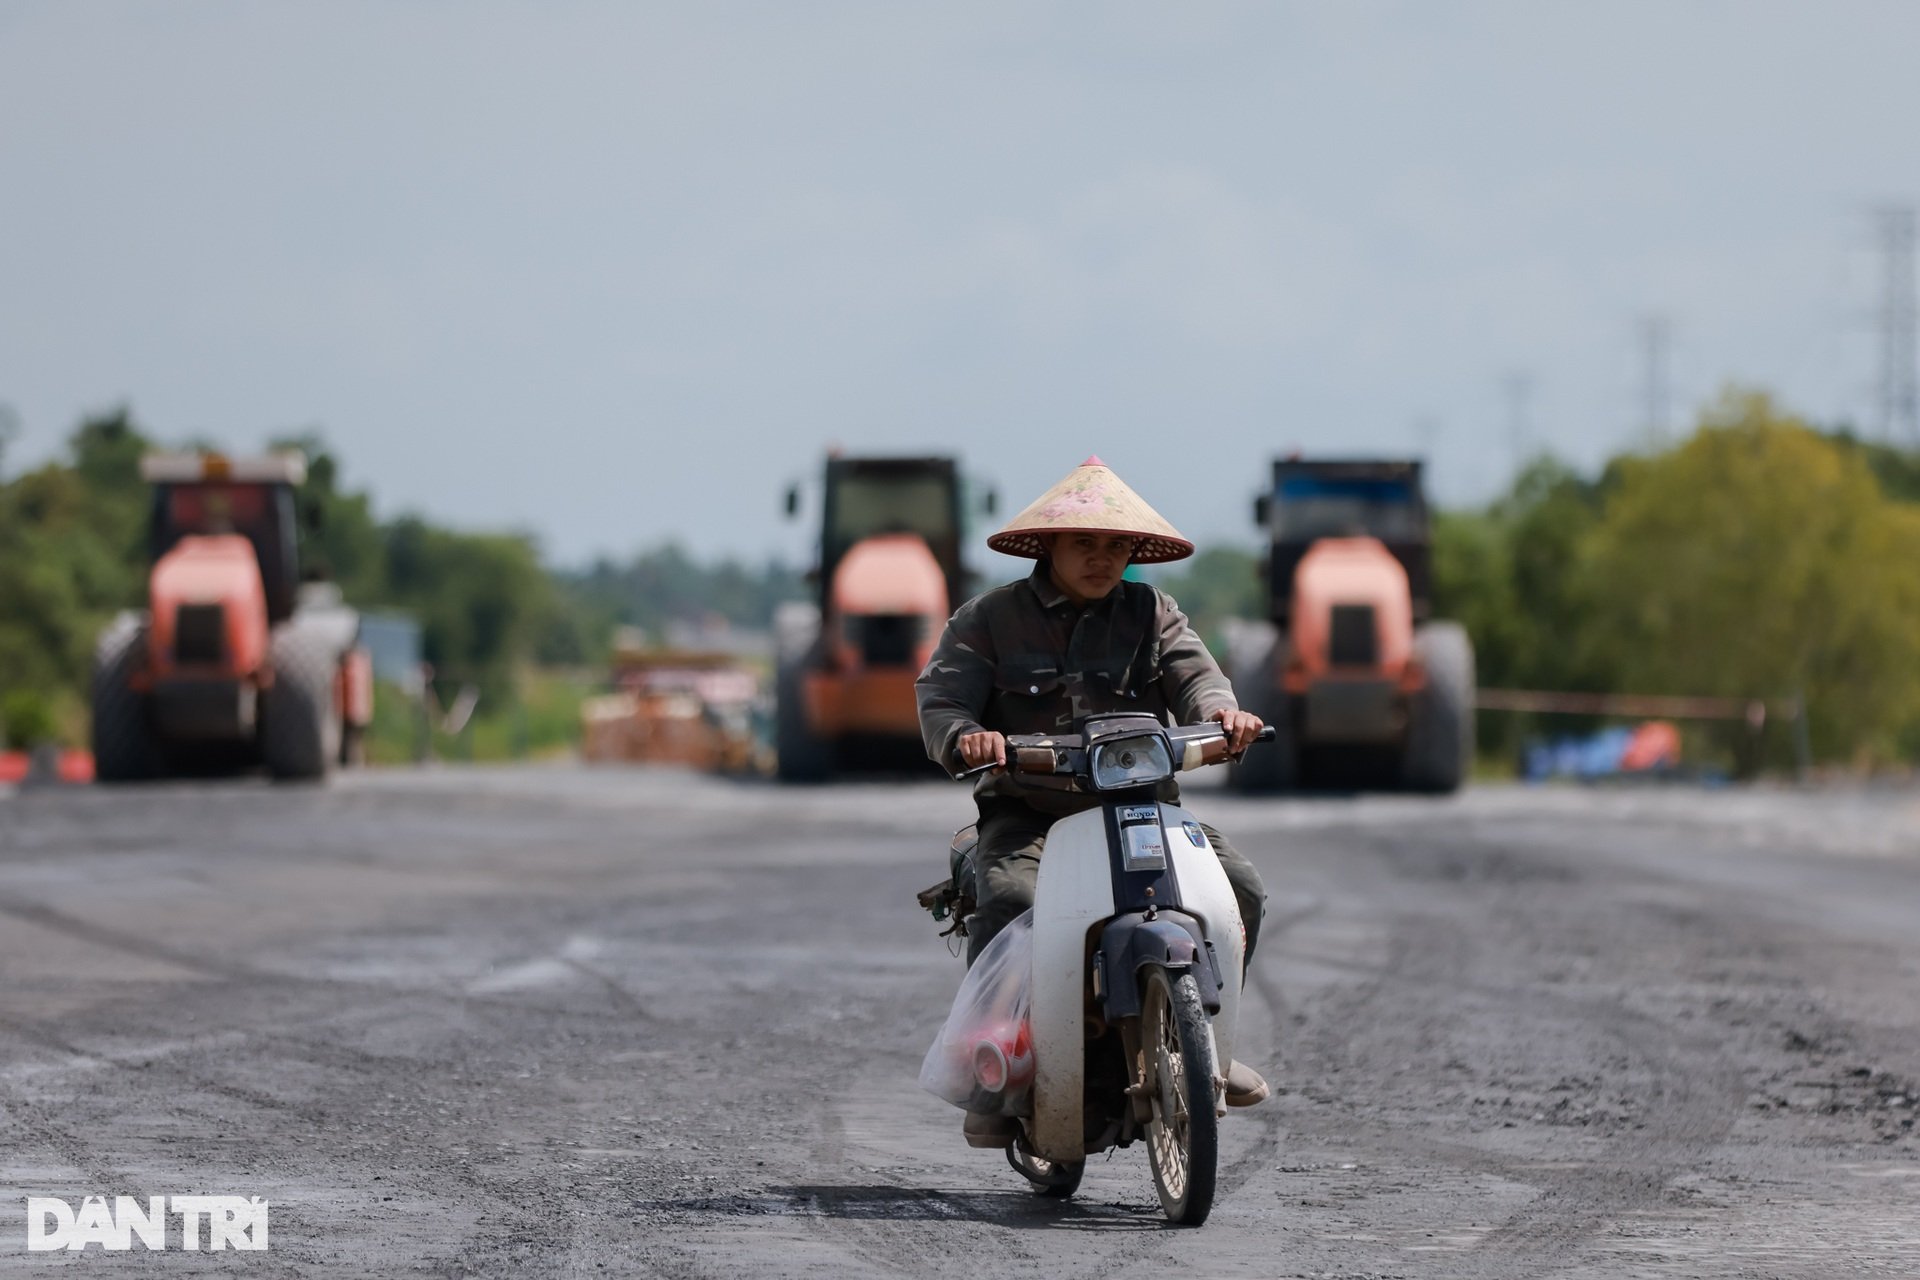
[1086,636,1159,701]
[993,648,1153,710]
[994,658,1064,700]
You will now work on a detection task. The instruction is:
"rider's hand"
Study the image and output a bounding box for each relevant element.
[958,730,1008,773]
[1210,708,1263,756]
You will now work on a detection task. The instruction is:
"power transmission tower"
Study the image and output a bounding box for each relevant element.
[1638,313,1671,446]
[1412,414,1440,462]
[0,403,17,480]
[1409,413,1442,498]
[1876,206,1918,442]
[1504,373,1533,476]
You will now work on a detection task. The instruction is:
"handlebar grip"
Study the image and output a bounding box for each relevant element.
[1255,725,1276,742]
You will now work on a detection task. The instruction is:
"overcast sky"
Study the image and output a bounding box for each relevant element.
[4,2,1917,570]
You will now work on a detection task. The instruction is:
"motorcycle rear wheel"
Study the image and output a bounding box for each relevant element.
[1006,1140,1084,1198]
[1141,965,1219,1226]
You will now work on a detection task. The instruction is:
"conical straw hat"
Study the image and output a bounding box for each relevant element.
[987,456,1194,564]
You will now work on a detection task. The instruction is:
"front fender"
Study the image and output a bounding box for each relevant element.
[1098,912,1223,1018]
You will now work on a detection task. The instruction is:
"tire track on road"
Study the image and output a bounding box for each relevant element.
[1211,897,1329,1206]
[1311,824,1752,1275]
[0,896,260,982]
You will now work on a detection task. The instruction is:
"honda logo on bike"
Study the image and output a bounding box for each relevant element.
[1118,806,1167,870]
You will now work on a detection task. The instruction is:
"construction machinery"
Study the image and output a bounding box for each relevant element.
[90,452,374,782]
[1227,458,1473,793]
[775,454,972,781]
[580,646,763,774]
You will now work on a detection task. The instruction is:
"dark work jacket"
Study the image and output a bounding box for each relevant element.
[915,560,1238,816]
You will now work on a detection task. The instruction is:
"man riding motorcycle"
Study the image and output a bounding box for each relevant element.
[915,456,1271,1147]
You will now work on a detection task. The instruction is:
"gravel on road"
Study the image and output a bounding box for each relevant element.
[1,768,1916,1277]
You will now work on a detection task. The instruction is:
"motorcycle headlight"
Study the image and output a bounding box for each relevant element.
[1090,733,1174,791]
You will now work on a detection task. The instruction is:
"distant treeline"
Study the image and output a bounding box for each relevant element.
[558,547,805,649]
[1159,390,1920,769]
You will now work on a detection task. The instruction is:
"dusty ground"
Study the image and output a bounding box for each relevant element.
[0,767,1916,1278]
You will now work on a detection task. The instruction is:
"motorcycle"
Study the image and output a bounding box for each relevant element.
[922,713,1274,1226]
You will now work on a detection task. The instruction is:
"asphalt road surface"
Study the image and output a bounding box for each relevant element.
[2,767,1917,1278]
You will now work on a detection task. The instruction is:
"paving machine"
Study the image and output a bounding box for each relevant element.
[90,452,373,782]
[1227,458,1473,793]
[776,455,969,781]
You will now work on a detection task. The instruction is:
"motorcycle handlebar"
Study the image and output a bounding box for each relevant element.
[952,723,1275,780]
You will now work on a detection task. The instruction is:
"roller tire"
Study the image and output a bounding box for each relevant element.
[774,654,833,783]
[264,627,341,783]
[340,722,368,769]
[90,622,165,783]
[1401,621,1474,793]
[1225,624,1295,793]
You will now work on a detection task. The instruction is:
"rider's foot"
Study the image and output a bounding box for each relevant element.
[1225,1060,1270,1107]
[963,1111,1017,1148]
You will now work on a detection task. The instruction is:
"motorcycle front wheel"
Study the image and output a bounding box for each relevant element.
[1141,965,1219,1226]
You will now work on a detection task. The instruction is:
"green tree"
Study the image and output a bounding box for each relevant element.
[1583,391,1920,762]
[1827,426,1920,504]
[557,544,804,640]
[0,411,155,743]
[1431,507,1522,688]
[270,431,387,597]
[68,408,152,563]
[1155,545,1264,644]
[1496,457,1612,692]
[382,517,556,703]
[0,403,18,480]
[1429,455,1613,761]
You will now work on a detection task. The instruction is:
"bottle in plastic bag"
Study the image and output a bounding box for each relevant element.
[919,910,1034,1117]
[970,1018,1033,1096]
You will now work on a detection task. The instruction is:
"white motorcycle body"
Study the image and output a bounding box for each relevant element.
[1026,800,1244,1165]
